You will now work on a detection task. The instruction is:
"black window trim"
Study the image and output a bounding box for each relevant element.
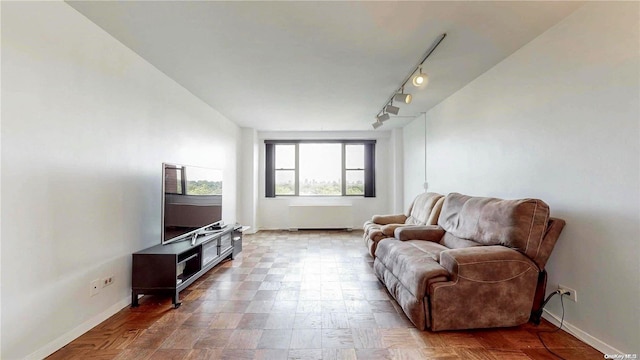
[265,139,376,198]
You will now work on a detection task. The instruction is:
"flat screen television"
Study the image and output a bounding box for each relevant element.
[162,163,223,245]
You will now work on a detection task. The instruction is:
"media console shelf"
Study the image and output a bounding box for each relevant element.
[131,224,243,308]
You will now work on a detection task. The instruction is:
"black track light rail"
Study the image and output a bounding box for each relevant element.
[377,33,447,117]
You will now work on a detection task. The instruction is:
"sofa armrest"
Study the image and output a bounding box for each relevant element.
[380,223,406,237]
[372,214,407,225]
[394,225,445,242]
[439,246,538,282]
[429,245,540,331]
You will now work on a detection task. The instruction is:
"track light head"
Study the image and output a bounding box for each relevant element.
[372,120,383,129]
[385,104,400,115]
[412,71,429,87]
[393,93,412,104]
[377,113,390,122]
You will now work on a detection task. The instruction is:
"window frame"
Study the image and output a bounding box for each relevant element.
[265,139,376,198]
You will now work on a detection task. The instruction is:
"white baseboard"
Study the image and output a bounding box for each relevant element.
[26,296,131,360]
[543,310,623,356]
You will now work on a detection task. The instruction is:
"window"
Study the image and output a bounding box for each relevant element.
[265,140,375,197]
[275,144,296,195]
[345,144,365,195]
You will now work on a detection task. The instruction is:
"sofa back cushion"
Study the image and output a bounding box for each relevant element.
[406,192,444,225]
[438,193,550,266]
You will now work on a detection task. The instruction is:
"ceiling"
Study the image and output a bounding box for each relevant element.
[67,1,582,132]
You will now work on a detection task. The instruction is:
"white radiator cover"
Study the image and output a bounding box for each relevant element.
[288,204,353,231]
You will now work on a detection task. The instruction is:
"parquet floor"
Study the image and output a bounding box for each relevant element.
[48,230,602,360]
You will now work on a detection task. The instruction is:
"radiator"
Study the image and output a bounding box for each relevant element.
[288,204,353,231]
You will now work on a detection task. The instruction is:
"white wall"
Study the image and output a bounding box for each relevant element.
[405,2,639,354]
[239,128,259,233]
[257,131,395,230]
[390,128,405,214]
[1,2,239,359]
[403,114,427,210]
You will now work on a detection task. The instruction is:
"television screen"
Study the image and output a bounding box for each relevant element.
[162,163,223,244]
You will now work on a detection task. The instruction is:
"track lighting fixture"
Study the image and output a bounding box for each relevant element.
[373,33,446,129]
[385,104,400,115]
[412,67,429,87]
[377,112,390,122]
[393,90,412,104]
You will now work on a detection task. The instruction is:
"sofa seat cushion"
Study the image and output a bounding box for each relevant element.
[375,239,449,298]
[404,240,450,262]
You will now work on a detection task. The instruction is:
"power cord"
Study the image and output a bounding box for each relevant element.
[535,289,568,360]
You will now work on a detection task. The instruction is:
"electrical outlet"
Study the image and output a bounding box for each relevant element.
[90,279,101,296]
[102,275,114,288]
[558,284,577,302]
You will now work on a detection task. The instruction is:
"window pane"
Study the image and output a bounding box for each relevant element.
[345,144,364,169]
[275,170,295,195]
[275,144,295,169]
[164,166,183,194]
[346,170,364,195]
[299,143,341,195]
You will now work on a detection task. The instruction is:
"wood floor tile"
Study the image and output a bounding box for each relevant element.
[355,349,392,360]
[257,329,292,349]
[416,347,460,359]
[389,348,435,360]
[293,313,323,329]
[237,313,270,329]
[351,328,385,349]
[219,300,250,313]
[323,312,351,329]
[373,312,413,328]
[348,313,378,329]
[209,312,242,329]
[322,300,347,312]
[272,300,299,313]
[148,349,189,360]
[290,329,322,349]
[246,300,275,313]
[323,348,358,360]
[225,329,262,349]
[254,349,289,360]
[149,312,191,330]
[410,328,446,348]
[297,300,322,313]
[184,349,222,360]
[379,328,424,349]
[219,349,255,360]
[160,327,205,349]
[453,348,498,360]
[265,313,296,329]
[288,349,323,360]
[192,329,233,349]
[114,348,155,360]
[298,289,322,300]
[195,300,227,314]
[47,230,602,360]
[126,328,176,349]
[275,290,300,301]
[322,329,355,348]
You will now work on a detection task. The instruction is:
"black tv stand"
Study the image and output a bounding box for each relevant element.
[131,225,243,308]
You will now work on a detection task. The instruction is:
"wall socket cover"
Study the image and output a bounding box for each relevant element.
[558,284,577,302]
[90,279,100,296]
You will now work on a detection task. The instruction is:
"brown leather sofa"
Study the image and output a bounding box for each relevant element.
[373,192,565,331]
[363,192,444,258]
